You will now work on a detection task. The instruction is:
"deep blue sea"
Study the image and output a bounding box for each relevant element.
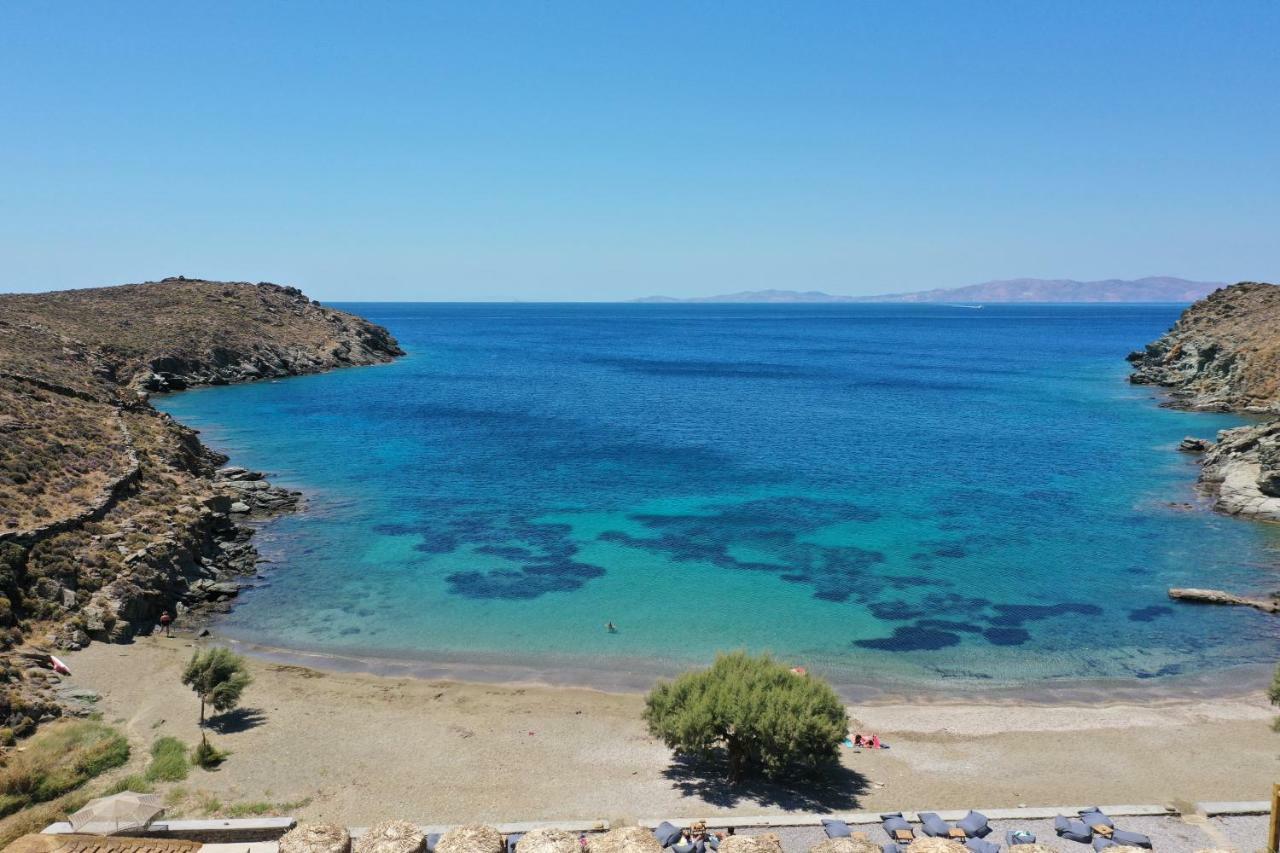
[156,303,1280,695]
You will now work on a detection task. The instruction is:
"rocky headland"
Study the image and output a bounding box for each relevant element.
[1128,281,1280,521]
[0,277,401,732]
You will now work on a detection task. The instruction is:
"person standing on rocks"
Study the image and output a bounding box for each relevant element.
[159,610,173,638]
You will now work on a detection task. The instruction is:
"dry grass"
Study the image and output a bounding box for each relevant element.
[280,823,352,853]
[353,820,426,853]
[435,825,502,853]
[0,719,129,818]
[588,827,662,853]
[517,829,578,853]
[807,839,881,853]
[717,836,782,853]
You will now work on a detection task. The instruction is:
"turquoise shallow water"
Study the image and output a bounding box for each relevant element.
[156,303,1280,694]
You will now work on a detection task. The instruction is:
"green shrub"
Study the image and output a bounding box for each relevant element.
[103,773,154,795]
[191,739,228,769]
[644,651,849,782]
[145,736,189,782]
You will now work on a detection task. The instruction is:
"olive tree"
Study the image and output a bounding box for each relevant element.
[643,651,849,782]
[181,647,251,727]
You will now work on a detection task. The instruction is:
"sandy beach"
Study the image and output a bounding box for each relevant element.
[61,637,1278,826]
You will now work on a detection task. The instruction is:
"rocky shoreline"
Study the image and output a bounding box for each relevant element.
[1128,281,1280,522]
[0,277,402,733]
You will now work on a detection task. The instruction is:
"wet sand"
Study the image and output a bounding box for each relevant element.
[64,637,1278,826]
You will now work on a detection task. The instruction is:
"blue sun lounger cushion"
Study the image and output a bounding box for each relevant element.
[506,834,523,853]
[822,820,853,839]
[1006,831,1036,846]
[1054,816,1092,844]
[670,844,696,853]
[1110,830,1152,849]
[881,844,903,853]
[964,838,1000,853]
[426,835,441,853]
[1079,809,1114,828]
[655,823,683,848]
[881,815,913,842]
[919,814,951,838]
[958,811,991,838]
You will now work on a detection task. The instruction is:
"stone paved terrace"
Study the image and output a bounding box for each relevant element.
[741,815,1266,853]
[41,806,1272,853]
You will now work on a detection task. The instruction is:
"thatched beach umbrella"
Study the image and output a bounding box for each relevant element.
[588,826,662,853]
[516,829,579,853]
[808,838,881,853]
[68,792,164,835]
[435,825,503,853]
[718,834,783,853]
[354,821,426,853]
[904,840,965,853]
[281,823,352,853]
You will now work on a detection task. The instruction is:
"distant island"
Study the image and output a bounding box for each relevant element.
[635,276,1225,304]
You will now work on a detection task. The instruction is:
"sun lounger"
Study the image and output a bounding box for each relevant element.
[1106,830,1152,849]
[1078,809,1114,829]
[918,813,951,838]
[426,835,441,853]
[655,823,683,848]
[506,834,523,853]
[823,820,853,839]
[670,844,696,853]
[880,814,914,844]
[964,838,1000,853]
[1005,831,1036,846]
[1054,816,1092,844]
[957,811,991,838]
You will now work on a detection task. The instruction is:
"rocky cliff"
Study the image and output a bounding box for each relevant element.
[0,277,401,734]
[1128,282,1280,521]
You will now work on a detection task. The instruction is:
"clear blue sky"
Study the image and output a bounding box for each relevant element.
[2,2,1277,301]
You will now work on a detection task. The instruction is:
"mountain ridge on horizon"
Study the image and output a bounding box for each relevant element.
[634,276,1226,304]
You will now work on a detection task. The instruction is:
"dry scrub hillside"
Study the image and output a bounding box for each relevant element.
[0,277,402,533]
[1128,281,1280,412]
[0,278,401,731]
[1129,281,1280,521]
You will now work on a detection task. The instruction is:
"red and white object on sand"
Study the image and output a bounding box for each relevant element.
[49,655,71,676]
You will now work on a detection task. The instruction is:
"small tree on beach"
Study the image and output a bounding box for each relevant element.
[181,648,251,729]
[643,651,849,783]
